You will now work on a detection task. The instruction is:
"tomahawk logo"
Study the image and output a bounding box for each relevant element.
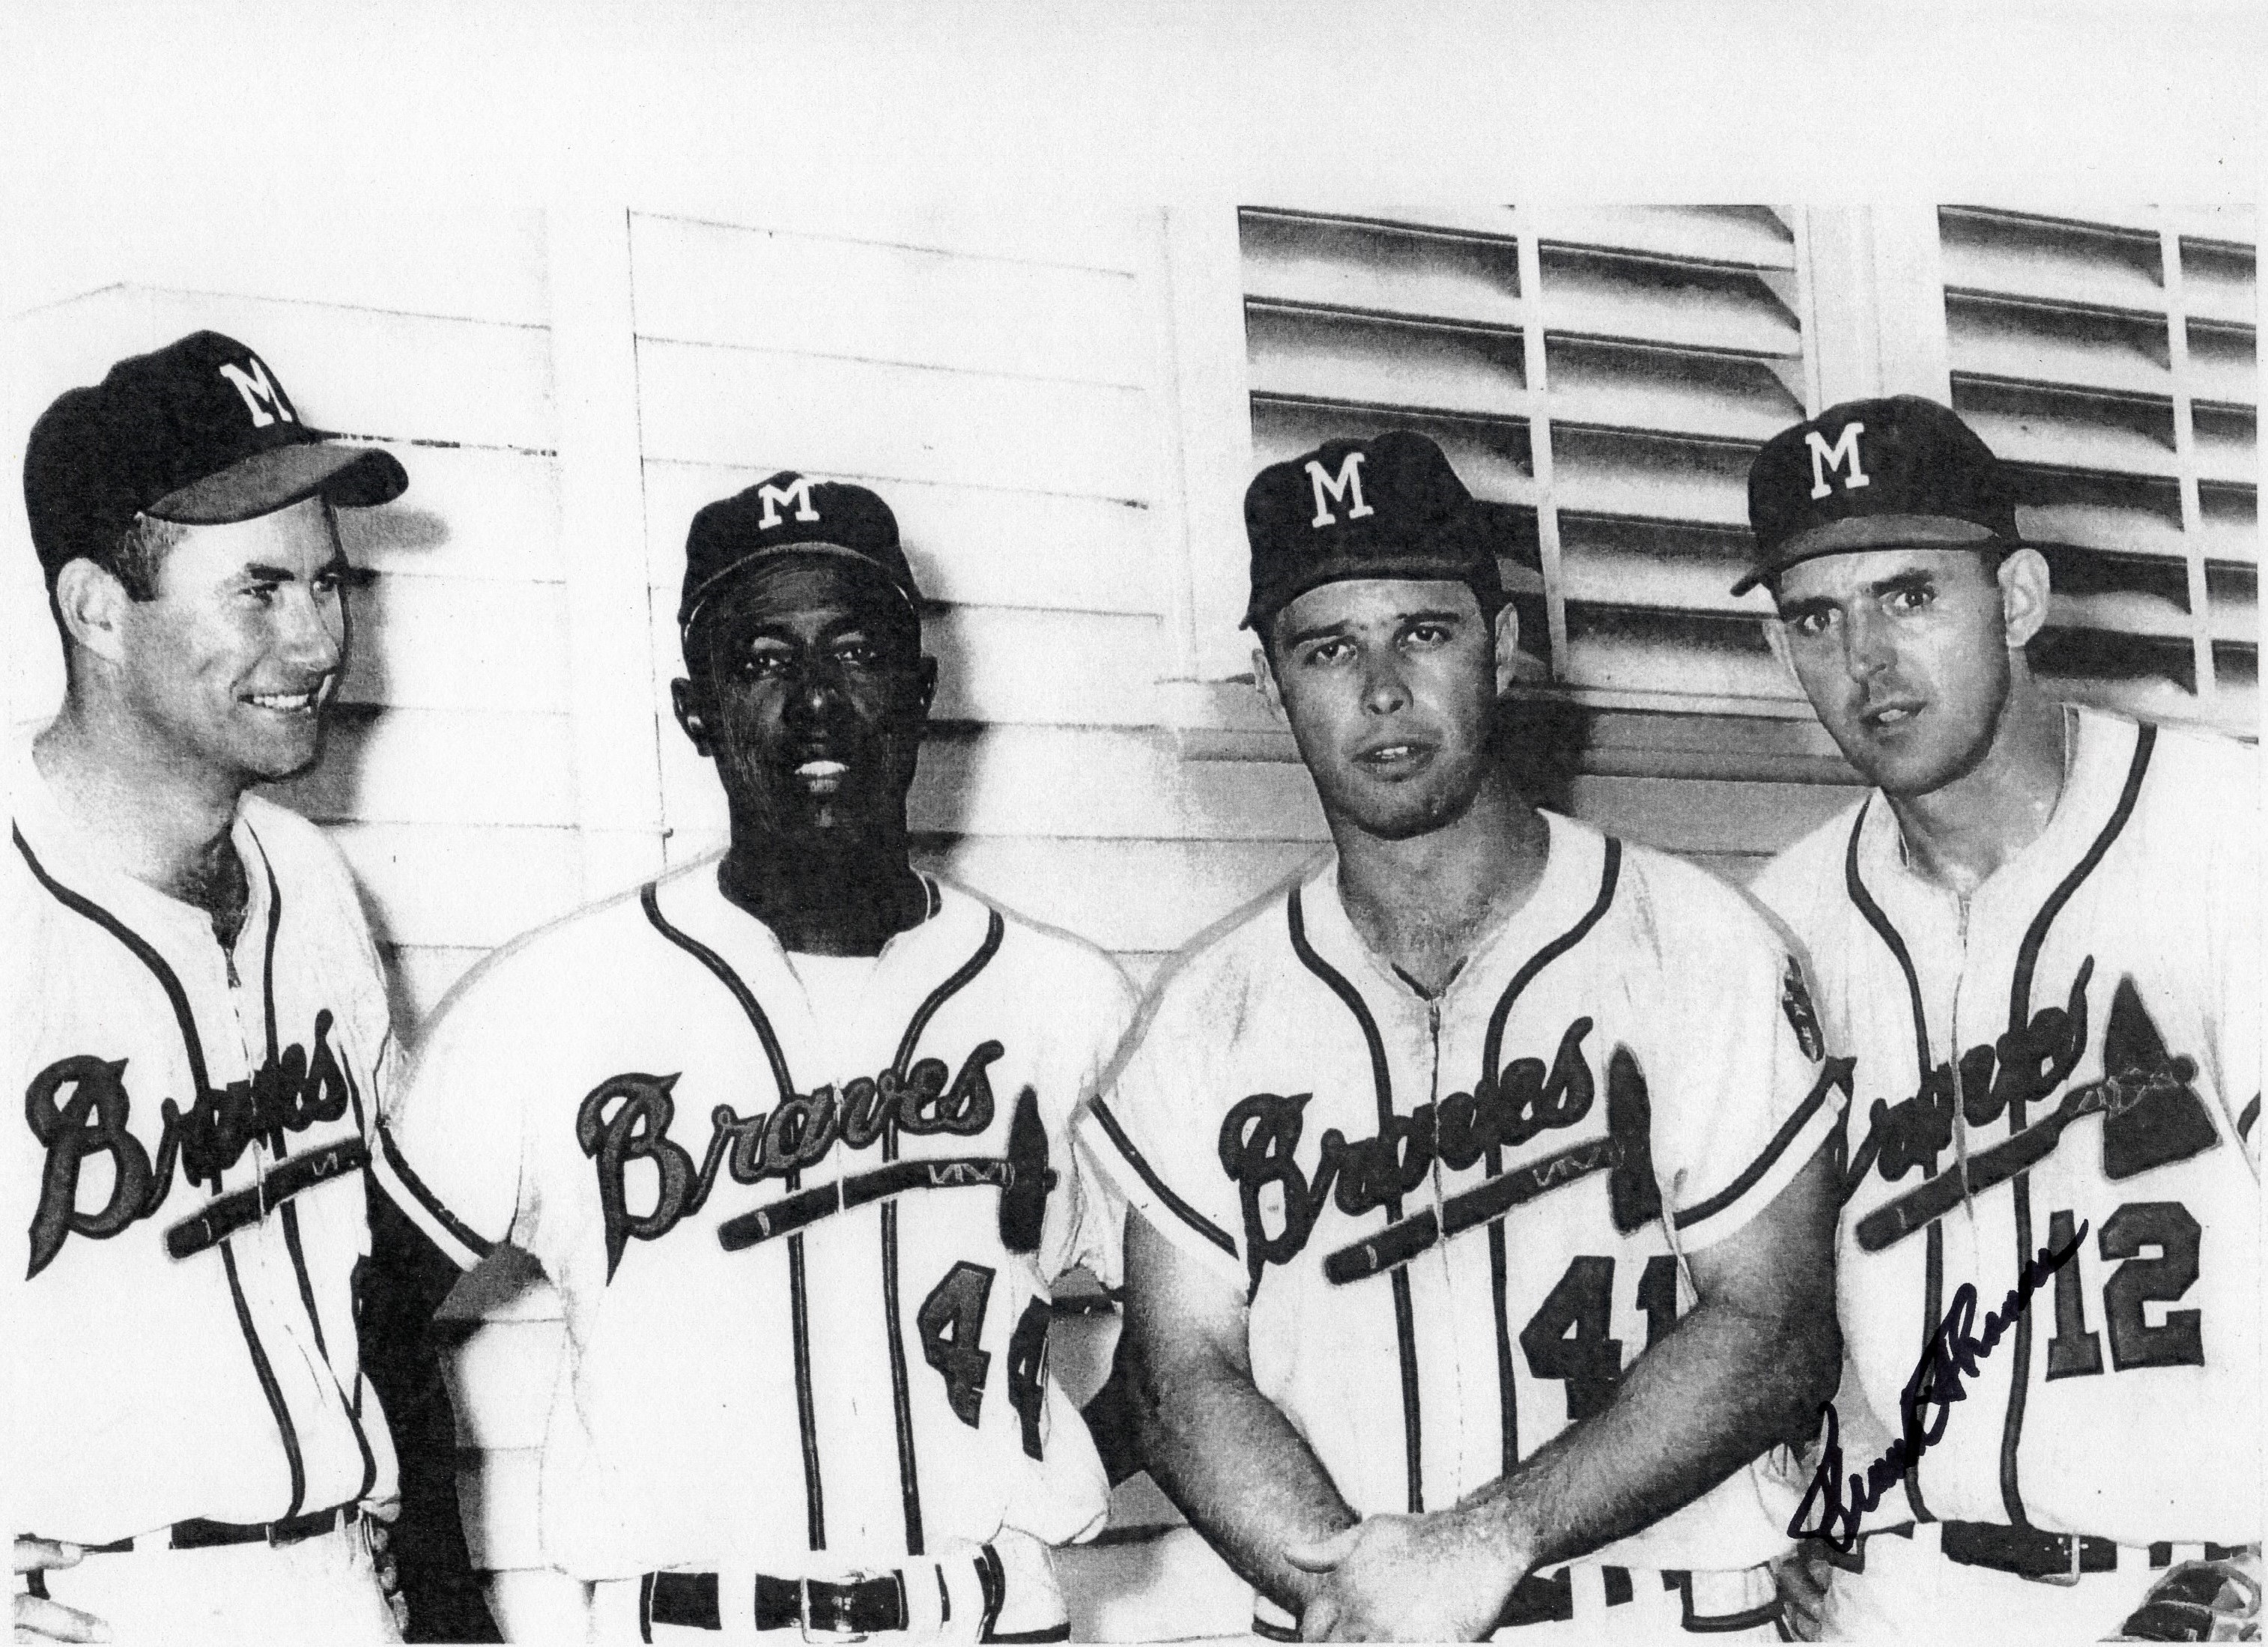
[216,357,297,429]
[1306,452,1375,528]
[758,476,822,530]
[1806,423,1870,500]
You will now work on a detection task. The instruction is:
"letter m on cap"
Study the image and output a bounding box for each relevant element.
[1805,423,1870,500]
[216,357,296,429]
[757,476,822,530]
[1306,452,1375,528]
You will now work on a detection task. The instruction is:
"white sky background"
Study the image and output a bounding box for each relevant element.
[1,0,2261,312]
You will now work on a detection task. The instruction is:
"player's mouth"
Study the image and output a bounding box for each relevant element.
[1353,737,1437,776]
[794,758,849,795]
[241,679,332,718]
[1856,698,1923,735]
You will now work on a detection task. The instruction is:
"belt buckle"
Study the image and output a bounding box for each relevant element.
[2039,1534,2084,1588]
[798,1571,873,1643]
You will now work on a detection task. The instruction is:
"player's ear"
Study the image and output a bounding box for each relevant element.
[53,556,130,666]
[1252,643,1285,718]
[1762,613,1799,685]
[670,678,714,757]
[1997,547,2052,651]
[1490,601,1521,697]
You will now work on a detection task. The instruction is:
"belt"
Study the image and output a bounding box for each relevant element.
[643,1545,1007,1639]
[1939,1522,2255,1586]
[166,1138,371,1258]
[73,1504,361,1555]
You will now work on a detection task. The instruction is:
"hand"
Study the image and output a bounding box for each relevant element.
[13,1538,109,1645]
[365,1519,410,1637]
[1283,1511,1523,1642]
[1770,1545,1837,1642]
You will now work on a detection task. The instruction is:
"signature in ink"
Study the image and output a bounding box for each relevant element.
[1788,1222,2088,1553]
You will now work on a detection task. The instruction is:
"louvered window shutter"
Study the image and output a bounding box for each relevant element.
[1937,207,2256,738]
[1236,207,1860,875]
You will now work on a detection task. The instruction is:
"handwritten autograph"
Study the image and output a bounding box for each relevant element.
[1789,1222,2089,1552]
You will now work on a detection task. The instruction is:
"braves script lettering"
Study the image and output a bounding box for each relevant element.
[1789,1222,2088,1551]
[1843,961,2217,1205]
[578,1040,1005,1279]
[1219,1018,1598,1291]
[25,1011,354,1279]
[1846,962,2093,1198]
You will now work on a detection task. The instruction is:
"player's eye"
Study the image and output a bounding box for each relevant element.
[1784,609,1833,639]
[833,637,879,669]
[1886,585,1934,614]
[734,646,793,679]
[1404,622,1452,648]
[243,581,280,607]
[1300,637,1352,667]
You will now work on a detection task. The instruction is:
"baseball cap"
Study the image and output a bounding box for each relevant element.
[23,330,408,587]
[678,472,924,635]
[1243,429,1502,632]
[1736,395,2022,595]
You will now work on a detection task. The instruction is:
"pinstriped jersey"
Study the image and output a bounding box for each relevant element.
[1076,811,1847,1583]
[1751,708,2261,1546]
[6,741,398,1541]
[375,863,1140,1582]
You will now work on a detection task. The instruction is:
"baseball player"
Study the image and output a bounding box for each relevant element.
[7,331,482,1643]
[1741,396,2261,1640]
[371,473,1141,1643]
[1075,430,1851,1640]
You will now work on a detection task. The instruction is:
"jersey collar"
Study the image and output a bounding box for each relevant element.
[1296,808,1604,1013]
[1855,705,2142,901]
[10,727,272,956]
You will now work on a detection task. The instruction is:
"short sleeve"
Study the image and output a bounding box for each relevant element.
[1073,979,1248,1293]
[371,956,529,1272]
[1646,882,1850,1254]
[1043,953,1144,1286]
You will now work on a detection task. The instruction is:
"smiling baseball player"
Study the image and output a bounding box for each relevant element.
[7,332,446,1643]
[371,474,1139,1643]
[1076,430,1850,1640]
[1742,397,2261,1641]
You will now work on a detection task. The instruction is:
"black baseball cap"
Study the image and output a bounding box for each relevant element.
[1243,429,1501,633]
[23,330,408,588]
[678,472,924,636]
[1736,395,2023,595]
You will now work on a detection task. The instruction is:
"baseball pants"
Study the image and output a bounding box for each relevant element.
[1815,1523,2261,1642]
[25,1518,399,1646]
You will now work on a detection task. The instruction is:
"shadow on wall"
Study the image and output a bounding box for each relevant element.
[1496,691,1588,818]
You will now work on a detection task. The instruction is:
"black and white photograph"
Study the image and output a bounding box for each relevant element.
[4,7,2261,1643]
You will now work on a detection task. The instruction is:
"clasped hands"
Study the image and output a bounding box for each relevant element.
[1285,1506,1531,1643]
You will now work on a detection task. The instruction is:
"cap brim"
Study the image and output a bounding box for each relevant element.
[149,441,408,526]
[1242,553,1500,630]
[679,542,921,634]
[1729,514,2001,596]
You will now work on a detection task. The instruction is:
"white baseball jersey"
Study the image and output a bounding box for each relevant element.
[1077,811,1848,1605]
[5,739,400,1541]
[1751,707,2261,1547]
[375,863,1140,1582]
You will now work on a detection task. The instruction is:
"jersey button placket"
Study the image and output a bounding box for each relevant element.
[225,920,340,1504]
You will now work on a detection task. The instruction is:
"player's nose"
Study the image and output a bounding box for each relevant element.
[786,658,850,724]
[1842,606,1894,681]
[1359,646,1410,715]
[274,585,344,676]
